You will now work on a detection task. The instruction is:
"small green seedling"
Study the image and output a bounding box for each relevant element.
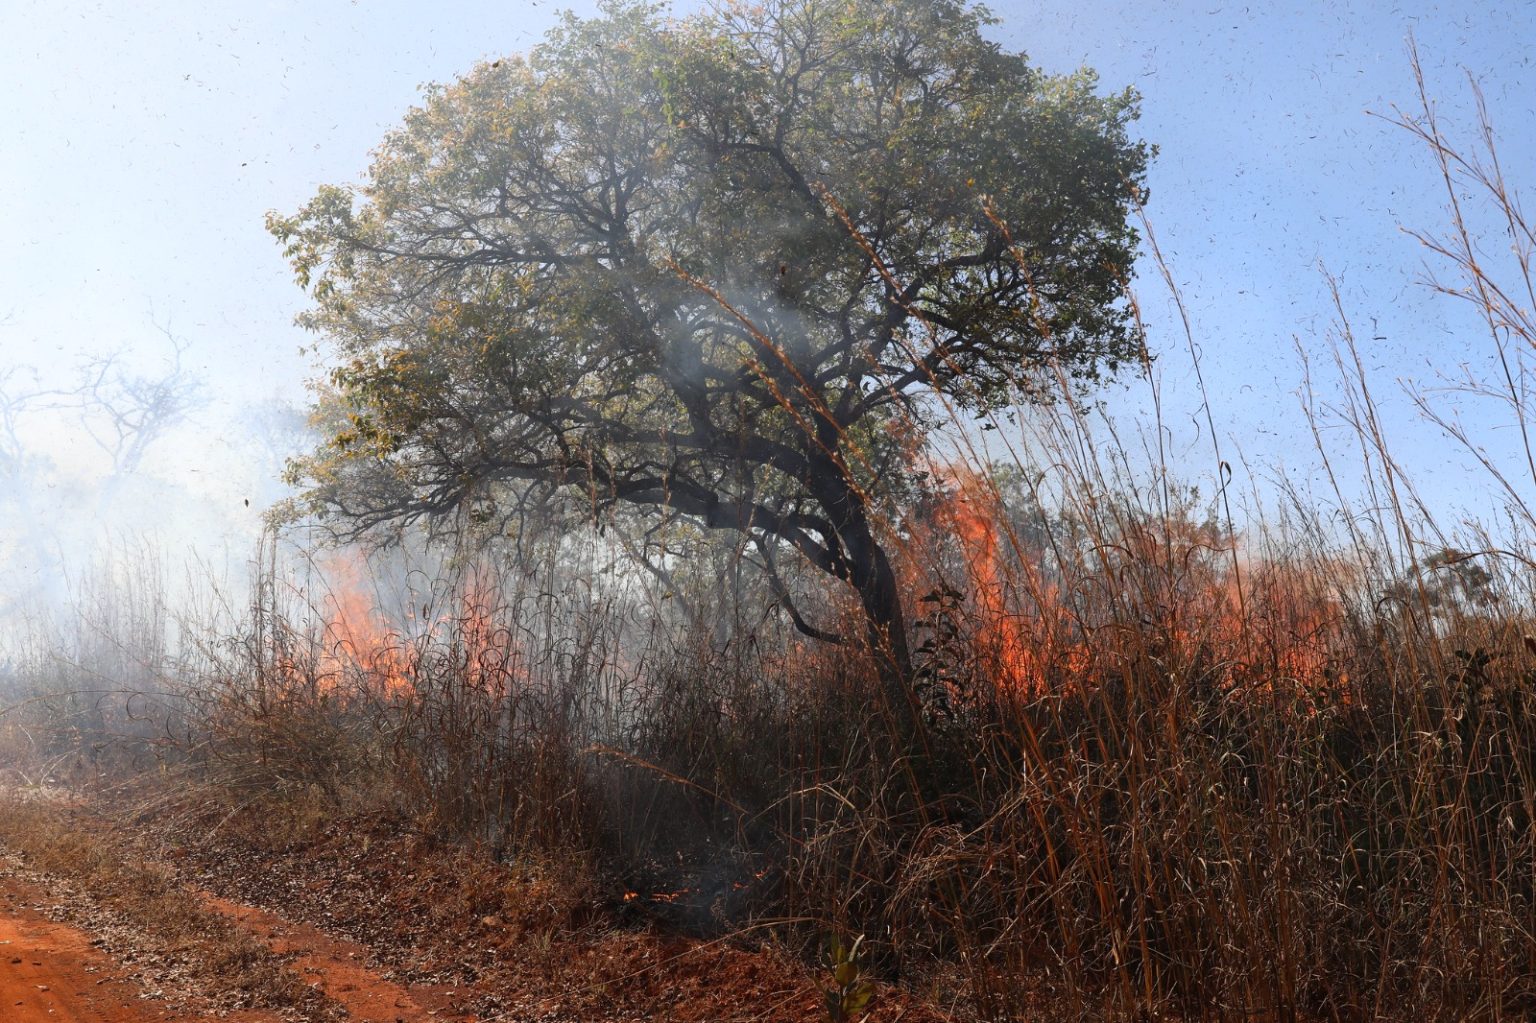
[823,933,875,1023]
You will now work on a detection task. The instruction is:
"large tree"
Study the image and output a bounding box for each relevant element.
[272,0,1150,688]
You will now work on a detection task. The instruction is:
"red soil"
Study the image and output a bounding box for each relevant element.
[0,870,276,1023]
[201,892,472,1023]
[2,802,956,1023]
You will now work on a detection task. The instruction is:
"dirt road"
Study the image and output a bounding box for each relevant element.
[0,871,262,1023]
[201,893,469,1023]
[0,860,467,1023]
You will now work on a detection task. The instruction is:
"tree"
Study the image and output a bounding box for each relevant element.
[78,324,201,477]
[272,0,1150,692]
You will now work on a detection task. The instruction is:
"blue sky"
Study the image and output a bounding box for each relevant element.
[1015,1,1536,531]
[2,0,1534,559]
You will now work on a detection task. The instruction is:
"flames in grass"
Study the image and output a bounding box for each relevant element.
[929,469,1088,693]
[910,465,1353,704]
[296,466,1355,712]
[313,556,414,695]
[301,558,520,700]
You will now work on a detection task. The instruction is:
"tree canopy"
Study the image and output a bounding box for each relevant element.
[272,0,1151,683]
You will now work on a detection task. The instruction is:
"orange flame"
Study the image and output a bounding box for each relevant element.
[901,465,1351,705]
[296,556,529,702]
[311,554,414,696]
[917,466,1086,693]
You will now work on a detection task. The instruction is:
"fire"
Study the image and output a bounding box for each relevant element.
[905,464,1351,703]
[915,466,1086,693]
[731,868,770,891]
[288,555,525,702]
[315,554,414,695]
[942,474,1028,678]
[622,888,695,904]
[647,888,693,904]
[452,566,522,695]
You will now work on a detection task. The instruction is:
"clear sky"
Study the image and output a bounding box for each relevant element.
[3,0,1534,581]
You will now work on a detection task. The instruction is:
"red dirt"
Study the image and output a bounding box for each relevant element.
[0,870,277,1023]
[3,800,956,1023]
[201,892,471,1023]
[177,817,943,1023]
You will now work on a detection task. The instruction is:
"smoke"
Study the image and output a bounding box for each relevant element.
[0,327,312,632]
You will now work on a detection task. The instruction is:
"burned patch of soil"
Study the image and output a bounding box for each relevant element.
[159,802,949,1023]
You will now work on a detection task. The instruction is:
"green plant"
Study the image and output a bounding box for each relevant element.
[822,934,875,1023]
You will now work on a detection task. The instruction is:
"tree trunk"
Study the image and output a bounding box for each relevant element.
[847,531,911,681]
[846,525,925,739]
[810,462,920,730]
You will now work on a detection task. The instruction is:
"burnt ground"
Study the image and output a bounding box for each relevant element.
[0,796,954,1023]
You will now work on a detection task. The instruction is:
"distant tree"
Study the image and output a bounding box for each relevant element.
[1381,547,1500,616]
[79,325,201,477]
[272,0,1151,690]
[0,365,63,485]
[0,326,201,620]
